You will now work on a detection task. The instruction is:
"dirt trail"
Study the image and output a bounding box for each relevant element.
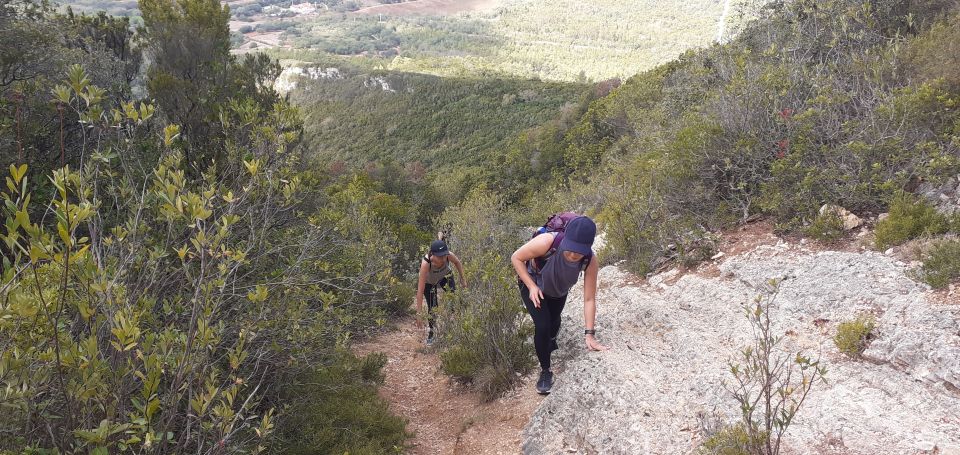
[355,314,542,455]
[717,0,732,42]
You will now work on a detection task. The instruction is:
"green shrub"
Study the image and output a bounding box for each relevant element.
[271,352,409,455]
[0,65,408,454]
[804,211,846,243]
[918,239,960,289]
[874,193,950,250]
[833,317,876,358]
[700,424,768,455]
[435,190,536,400]
[903,16,960,90]
[0,67,299,453]
[440,345,483,380]
[597,132,726,276]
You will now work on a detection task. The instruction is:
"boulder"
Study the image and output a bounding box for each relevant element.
[819,204,863,231]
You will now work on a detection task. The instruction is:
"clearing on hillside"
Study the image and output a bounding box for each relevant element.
[352,0,504,16]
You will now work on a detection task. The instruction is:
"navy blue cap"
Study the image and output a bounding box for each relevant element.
[430,240,449,256]
[560,216,596,256]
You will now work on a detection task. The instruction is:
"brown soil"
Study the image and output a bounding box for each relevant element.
[929,285,959,306]
[354,314,542,455]
[352,0,502,16]
[692,219,782,279]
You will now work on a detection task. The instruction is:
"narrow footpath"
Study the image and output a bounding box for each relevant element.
[355,314,542,455]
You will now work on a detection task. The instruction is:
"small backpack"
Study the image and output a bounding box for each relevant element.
[527,212,593,274]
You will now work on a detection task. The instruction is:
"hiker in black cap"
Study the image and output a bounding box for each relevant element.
[511,215,609,394]
[416,235,467,345]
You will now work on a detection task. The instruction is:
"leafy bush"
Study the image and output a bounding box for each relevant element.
[903,17,960,90]
[700,424,768,455]
[597,123,727,275]
[833,317,876,358]
[917,239,960,289]
[0,69,297,452]
[804,212,846,244]
[0,62,407,455]
[270,351,409,455]
[435,190,535,400]
[874,193,951,250]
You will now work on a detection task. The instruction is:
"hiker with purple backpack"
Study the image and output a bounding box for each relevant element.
[511,213,609,394]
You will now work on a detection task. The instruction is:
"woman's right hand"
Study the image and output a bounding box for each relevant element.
[527,284,544,308]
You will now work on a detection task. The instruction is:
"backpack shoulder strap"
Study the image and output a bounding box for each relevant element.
[530,232,563,272]
[579,253,593,272]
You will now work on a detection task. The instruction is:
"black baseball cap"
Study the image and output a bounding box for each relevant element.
[430,240,450,256]
[559,216,596,256]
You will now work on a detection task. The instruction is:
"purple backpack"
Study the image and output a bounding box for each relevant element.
[528,212,593,273]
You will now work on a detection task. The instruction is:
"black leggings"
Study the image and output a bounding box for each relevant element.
[425,276,455,336]
[519,282,567,371]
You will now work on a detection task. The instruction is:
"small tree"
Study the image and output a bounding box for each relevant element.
[725,279,827,455]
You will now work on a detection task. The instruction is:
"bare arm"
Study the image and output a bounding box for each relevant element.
[511,234,554,307]
[416,259,428,312]
[583,255,599,330]
[582,256,609,351]
[448,253,467,288]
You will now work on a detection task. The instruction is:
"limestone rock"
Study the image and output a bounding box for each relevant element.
[819,204,863,231]
[917,174,960,215]
[523,248,960,454]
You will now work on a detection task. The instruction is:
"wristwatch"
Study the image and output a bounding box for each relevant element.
[584,329,596,335]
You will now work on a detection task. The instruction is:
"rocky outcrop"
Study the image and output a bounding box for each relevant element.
[274,66,344,94]
[918,175,960,215]
[523,241,960,454]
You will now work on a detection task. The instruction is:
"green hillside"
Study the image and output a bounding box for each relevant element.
[288,65,590,166]
[503,0,960,273]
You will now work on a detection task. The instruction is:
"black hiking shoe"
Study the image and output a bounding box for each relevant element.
[426,333,435,346]
[536,370,554,395]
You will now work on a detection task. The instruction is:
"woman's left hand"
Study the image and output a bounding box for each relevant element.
[585,334,610,351]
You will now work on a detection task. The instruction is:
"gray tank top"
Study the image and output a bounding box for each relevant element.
[424,255,452,285]
[537,247,586,298]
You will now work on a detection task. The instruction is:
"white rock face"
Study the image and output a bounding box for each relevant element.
[273,66,343,94]
[364,76,396,93]
[522,243,960,454]
[288,2,317,14]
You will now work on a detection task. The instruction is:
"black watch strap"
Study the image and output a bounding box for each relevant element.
[584,329,596,335]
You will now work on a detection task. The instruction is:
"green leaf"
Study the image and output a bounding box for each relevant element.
[163,124,181,147]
